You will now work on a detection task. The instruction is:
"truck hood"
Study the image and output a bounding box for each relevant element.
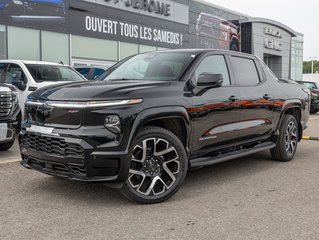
[29,80,174,101]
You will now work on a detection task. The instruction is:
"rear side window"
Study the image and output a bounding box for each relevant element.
[231,56,260,85]
[93,68,105,79]
[76,68,90,78]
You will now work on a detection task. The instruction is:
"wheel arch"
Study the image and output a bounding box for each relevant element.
[277,101,303,141]
[127,107,191,154]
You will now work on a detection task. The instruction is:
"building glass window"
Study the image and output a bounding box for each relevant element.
[120,42,138,60]
[72,35,118,61]
[8,26,40,60]
[42,31,70,65]
[0,25,6,59]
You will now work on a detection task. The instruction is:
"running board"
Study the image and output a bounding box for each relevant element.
[190,142,276,168]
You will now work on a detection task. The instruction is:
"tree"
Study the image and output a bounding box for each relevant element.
[303,61,319,74]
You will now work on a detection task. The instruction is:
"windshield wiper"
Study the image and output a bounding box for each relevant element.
[108,78,140,81]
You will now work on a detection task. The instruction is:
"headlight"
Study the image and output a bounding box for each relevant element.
[104,115,121,134]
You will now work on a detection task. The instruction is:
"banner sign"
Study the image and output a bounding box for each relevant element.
[84,15,183,46]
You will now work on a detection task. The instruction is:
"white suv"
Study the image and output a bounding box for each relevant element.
[0,60,87,113]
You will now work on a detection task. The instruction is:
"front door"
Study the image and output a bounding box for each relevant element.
[188,54,241,157]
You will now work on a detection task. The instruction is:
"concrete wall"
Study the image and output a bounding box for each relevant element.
[251,22,292,79]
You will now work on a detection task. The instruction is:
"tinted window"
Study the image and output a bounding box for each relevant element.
[231,57,260,85]
[0,63,6,83]
[193,55,230,86]
[5,64,26,84]
[26,65,85,83]
[93,68,106,79]
[76,68,90,78]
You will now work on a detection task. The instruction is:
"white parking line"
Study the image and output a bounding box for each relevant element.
[0,159,21,165]
[309,116,319,120]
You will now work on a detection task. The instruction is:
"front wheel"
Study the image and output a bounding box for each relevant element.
[270,115,298,162]
[121,127,188,204]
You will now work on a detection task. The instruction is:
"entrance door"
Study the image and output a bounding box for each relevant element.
[263,54,282,79]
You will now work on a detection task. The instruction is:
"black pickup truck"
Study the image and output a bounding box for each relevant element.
[0,84,20,150]
[20,50,310,203]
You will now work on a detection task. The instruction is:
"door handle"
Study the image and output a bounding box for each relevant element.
[228,95,239,102]
[28,86,38,91]
[263,94,272,100]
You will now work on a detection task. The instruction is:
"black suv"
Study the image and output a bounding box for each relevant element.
[296,80,319,114]
[20,50,310,203]
[0,84,20,150]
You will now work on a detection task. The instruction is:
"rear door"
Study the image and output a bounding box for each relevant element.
[189,54,242,156]
[229,55,274,141]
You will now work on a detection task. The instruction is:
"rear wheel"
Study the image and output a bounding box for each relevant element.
[121,127,188,204]
[271,115,298,162]
[0,140,14,151]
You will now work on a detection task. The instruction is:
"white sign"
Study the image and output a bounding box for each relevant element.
[264,38,282,51]
[85,16,183,45]
[264,27,282,38]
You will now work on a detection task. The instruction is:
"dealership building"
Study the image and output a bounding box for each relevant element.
[0,0,303,80]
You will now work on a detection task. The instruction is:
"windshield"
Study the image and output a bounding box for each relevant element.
[102,52,196,82]
[303,82,318,89]
[26,64,86,83]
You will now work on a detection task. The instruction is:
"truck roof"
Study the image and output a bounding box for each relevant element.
[0,60,64,66]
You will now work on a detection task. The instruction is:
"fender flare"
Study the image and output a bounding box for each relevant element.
[126,106,191,153]
[276,99,303,139]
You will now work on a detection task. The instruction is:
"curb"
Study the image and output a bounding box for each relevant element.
[302,136,319,141]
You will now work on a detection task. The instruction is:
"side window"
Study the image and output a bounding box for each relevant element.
[193,55,230,86]
[0,63,7,83]
[6,64,26,84]
[93,68,106,79]
[77,68,90,79]
[231,56,260,85]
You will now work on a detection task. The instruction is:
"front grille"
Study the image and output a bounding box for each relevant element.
[28,158,87,177]
[22,133,84,157]
[0,93,13,117]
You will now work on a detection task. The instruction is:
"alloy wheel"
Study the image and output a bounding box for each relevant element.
[128,137,180,196]
[285,120,297,157]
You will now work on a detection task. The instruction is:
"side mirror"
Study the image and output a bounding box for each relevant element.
[197,73,223,88]
[11,71,27,91]
[12,79,27,91]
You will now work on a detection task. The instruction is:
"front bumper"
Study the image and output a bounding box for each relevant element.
[0,120,19,143]
[19,126,131,184]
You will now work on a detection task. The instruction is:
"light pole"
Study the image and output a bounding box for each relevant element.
[309,57,318,74]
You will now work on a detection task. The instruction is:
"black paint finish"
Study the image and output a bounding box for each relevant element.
[19,49,309,183]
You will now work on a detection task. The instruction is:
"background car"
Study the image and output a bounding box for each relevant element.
[296,80,319,114]
[1,0,66,23]
[196,13,240,51]
[0,60,87,113]
[75,66,109,80]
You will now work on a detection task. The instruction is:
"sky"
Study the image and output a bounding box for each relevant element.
[204,0,317,61]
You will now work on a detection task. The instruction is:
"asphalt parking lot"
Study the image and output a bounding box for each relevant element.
[1,115,319,240]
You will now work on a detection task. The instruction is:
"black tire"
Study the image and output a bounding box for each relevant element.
[270,115,298,162]
[0,140,14,151]
[310,110,318,114]
[121,126,188,204]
